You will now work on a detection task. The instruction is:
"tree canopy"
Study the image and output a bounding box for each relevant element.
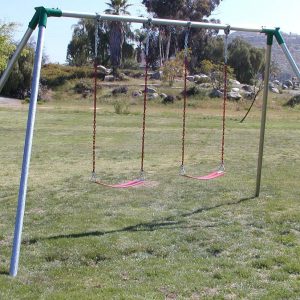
[0,21,34,98]
[228,38,264,84]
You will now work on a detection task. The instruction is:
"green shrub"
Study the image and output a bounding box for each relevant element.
[114,99,130,114]
[122,59,140,70]
[41,64,93,88]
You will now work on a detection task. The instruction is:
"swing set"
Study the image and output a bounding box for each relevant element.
[1,6,300,277]
[91,21,229,187]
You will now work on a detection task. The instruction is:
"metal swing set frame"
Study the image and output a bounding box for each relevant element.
[1,6,300,277]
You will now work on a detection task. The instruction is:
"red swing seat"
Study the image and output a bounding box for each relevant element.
[93,178,145,188]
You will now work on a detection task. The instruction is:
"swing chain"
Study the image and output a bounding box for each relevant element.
[224,25,230,64]
[91,172,96,182]
[95,14,101,59]
[180,165,186,176]
[140,19,152,180]
[219,25,230,169]
[145,18,152,57]
[180,23,191,176]
[184,22,191,58]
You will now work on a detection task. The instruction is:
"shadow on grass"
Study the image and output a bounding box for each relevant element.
[26,196,256,245]
[0,271,9,275]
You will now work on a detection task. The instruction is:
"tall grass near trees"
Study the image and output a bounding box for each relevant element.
[0,98,299,299]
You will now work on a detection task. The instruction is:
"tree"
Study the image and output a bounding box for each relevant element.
[161,49,190,86]
[66,19,92,66]
[0,22,34,98]
[66,19,110,66]
[105,0,132,76]
[142,0,223,67]
[0,22,16,72]
[228,38,264,84]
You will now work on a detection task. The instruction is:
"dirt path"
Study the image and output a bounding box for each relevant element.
[0,96,22,108]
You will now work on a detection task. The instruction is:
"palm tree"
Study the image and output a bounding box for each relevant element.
[105,0,132,77]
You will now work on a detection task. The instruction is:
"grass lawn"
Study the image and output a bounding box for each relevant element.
[0,89,300,299]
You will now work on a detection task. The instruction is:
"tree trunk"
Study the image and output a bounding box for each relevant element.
[109,21,123,77]
[165,30,171,61]
[159,30,163,67]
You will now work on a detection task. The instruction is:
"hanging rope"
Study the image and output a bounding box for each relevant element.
[92,15,100,178]
[220,26,230,168]
[180,23,191,175]
[140,20,152,180]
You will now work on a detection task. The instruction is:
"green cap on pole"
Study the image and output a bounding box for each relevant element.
[28,11,40,30]
[267,33,273,46]
[274,28,285,45]
[261,28,275,46]
[32,7,62,28]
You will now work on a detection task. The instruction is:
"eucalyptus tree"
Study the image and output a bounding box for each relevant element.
[142,0,223,69]
[105,0,132,76]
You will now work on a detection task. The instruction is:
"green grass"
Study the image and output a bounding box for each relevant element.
[0,89,300,299]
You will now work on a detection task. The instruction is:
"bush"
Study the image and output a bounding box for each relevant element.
[284,95,300,107]
[114,99,130,114]
[121,59,140,70]
[184,85,201,97]
[74,81,93,94]
[161,49,191,86]
[41,64,93,88]
[112,86,128,95]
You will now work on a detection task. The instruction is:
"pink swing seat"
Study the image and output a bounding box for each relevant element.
[93,178,145,188]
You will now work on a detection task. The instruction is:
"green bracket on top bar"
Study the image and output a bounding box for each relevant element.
[261,27,284,45]
[28,7,62,29]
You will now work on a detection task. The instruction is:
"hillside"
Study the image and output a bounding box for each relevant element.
[228,31,300,80]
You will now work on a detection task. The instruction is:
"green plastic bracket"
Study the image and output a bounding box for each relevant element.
[261,27,284,46]
[31,7,62,28]
[28,11,40,30]
[267,33,274,46]
[261,28,275,46]
[274,28,284,45]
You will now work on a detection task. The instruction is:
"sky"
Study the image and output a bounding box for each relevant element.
[1,0,300,64]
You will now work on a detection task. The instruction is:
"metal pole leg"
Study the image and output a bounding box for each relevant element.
[9,24,46,277]
[255,34,273,197]
[280,43,300,81]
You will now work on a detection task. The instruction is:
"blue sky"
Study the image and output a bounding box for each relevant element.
[1,0,300,63]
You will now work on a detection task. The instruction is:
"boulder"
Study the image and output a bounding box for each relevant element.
[229,79,241,85]
[199,83,211,88]
[210,89,223,98]
[269,82,275,89]
[231,87,240,92]
[150,71,163,80]
[242,91,254,100]
[270,87,280,94]
[242,85,254,92]
[97,65,111,74]
[104,75,115,82]
[284,80,293,87]
[186,75,195,82]
[284,94,300,107]
[227,91,242,101]
[160,93,168,99]
[145,87,157,94]
[194,74,211,84]
[132,90,143,97]
[273,80,280,85]
[118,73,130,81]
[282,84,288,90]
[162,95,175,104]
[148,93,159,100]
[112,86,128,95]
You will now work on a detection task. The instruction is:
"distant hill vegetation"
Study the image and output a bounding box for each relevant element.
[228,31,300,81]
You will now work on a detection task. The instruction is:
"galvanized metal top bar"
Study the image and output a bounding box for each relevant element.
[61,10,270,33]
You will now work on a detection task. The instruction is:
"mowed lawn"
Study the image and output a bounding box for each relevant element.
[0,98,300,299]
